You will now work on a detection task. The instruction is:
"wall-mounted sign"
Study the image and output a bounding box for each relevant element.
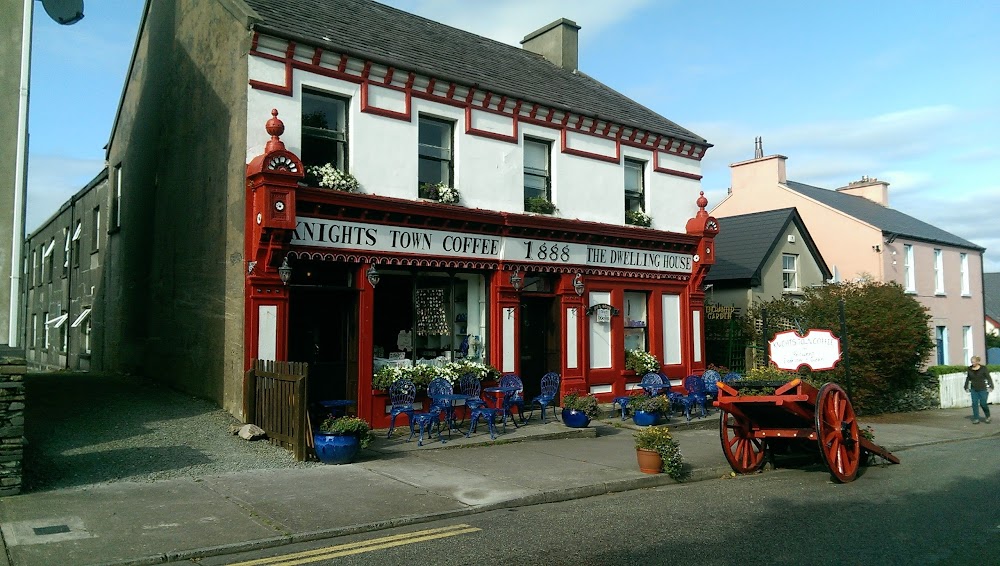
[291,217,693,273]
[585,303,620,322]
[768,329,842,371]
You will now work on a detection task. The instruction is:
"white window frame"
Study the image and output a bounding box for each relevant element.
[959,253,969,296]
[782,253,799,292]
[31,313,37,346]
[43,311,50,349]
[962,325,972,364]
[936,325,948,365]
[933,249,944,294]
[113,164,122,230]
[903,244,915,292]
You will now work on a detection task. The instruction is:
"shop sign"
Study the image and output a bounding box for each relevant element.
[768,329,841,371]
[292,217,693,274]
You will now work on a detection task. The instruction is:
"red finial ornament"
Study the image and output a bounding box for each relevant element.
[696,190,708,211]
[264,109,286,153]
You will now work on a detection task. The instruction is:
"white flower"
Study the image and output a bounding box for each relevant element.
[626,210,653,227]
[307,163,359,192]
[420,182,460,204]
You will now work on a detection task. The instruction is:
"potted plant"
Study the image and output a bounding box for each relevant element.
[625,349,660,375]
[313,415,375,464]
[626,209,653,227]
[305,163,360,192]
[419,182,461,204]
[633,425,683,478]
[560,391,601,428]
[524,196,556,214]
[628,394,670,426]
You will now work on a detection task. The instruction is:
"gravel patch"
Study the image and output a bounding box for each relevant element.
[23,372,316,492]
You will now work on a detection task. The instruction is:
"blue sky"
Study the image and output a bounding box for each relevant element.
[27,0,1000,271]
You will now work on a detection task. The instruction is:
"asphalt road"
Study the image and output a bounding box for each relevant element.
[199,437,1000,566]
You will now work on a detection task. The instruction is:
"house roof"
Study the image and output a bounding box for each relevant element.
[706,207,831,286]
[985,272,1000,323]
[241,0,708,146]
[785,181,984,251]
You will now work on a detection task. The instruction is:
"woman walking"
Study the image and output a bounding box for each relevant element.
[964,356,994,424]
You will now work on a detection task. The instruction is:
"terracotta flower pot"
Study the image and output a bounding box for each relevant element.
[636,447,663,474]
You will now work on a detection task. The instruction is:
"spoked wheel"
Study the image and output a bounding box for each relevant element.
[719,409,766,474]
[815,383,861,483]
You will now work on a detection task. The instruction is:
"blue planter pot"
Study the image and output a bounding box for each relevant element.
[632,410,660,427]
[561,408,591,428]
[313,432,361,464]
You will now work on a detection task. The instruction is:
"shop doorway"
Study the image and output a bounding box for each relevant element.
[519,295,561,401]
[288,287,359,409]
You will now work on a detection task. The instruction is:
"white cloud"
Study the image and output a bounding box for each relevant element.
[25,155,105,234]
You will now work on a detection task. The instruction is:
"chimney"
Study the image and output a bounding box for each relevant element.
[730,153,788,192]
[521,18,581,71]
[836,176,890,206]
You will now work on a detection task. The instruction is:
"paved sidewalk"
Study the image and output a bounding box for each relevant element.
[0,406,995,566]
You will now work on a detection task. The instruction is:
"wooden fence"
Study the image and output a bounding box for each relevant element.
[244,360,309,461]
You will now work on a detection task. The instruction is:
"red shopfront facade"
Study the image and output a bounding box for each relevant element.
[245,113,718,429]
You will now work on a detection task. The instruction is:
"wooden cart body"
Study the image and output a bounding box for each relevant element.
[714,379,898,483]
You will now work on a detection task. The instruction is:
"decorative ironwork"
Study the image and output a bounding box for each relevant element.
[278,256,292,284]
[572,272,585,296]
[366,265,380,287]
[585,303,620,316]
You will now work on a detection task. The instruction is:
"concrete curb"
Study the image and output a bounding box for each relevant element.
[91,463,735,566]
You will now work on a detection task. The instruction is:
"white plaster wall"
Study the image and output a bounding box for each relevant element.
[246,65,704,225]
[939,371,1000,408]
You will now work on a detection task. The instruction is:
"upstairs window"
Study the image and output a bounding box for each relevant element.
[62,227,70,278]
[418,116,454,191]
[624,158,646,222]
[112,164,122,230]
[72,221,82,268]
[934,248,944,294]
[43,238,55,283]
[903,244,915,292]
[92,206,100,251]
[31,248,37,287]
[301,90,349,172]
[960,253,969,295]
[523,138,551,207]
[782,254,799,292]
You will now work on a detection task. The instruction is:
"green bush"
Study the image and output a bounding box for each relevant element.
[561,392,601,418]
[744,278,934,414]
[633,426,684,479]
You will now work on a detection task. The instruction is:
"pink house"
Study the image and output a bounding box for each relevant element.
[712,153,986,366]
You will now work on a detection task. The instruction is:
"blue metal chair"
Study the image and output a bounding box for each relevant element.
[408,406,445,446]
[611,394,631,420]
[722,371,743,385]
[527,372,560,423]
[702,369,721,401]
[680,375,709,421]
[458,372,485,425]
[499,373,525,428]
[427,377,457,433]
[466,406,500,440]
[658,371,684,417]
[386,378,416,438]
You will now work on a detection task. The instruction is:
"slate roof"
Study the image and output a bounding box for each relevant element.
[706,208,830,286]
[241,0,707,145]
[985,272,1000,323]
[785,181,983,251]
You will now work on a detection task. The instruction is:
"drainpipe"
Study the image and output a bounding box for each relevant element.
[10,0,33,347]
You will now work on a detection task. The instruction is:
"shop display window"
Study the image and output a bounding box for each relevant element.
[623,291,649,352]
[373,270,488,367]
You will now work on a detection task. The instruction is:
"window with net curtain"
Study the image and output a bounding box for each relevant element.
[624,158,645,215]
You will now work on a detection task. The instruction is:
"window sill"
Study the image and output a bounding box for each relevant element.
[935,292,946,297]
[782,290,804,296]
[108,226,121,236]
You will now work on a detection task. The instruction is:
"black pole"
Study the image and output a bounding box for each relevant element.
[839,298,851,400]
[761,307,769,367]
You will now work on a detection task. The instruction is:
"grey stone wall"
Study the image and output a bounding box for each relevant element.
[0,347,25,496]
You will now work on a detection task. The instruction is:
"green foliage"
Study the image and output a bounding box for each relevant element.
[561,392,601,417]
[986,333,1000,350]
[925,364,1000,376]
[317,416,375,449]
[625,349,661,374]
[745,278,934,413]
[627,394,670,413]
[633,426,684,479]
[626,209,652,227]
[372,361,500,391]
[524,196,556,214]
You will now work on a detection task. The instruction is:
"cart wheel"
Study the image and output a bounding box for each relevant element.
[815,383,860,483]
[719,409,765,474]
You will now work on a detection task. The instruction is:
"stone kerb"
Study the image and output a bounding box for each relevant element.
[0,347,26,496]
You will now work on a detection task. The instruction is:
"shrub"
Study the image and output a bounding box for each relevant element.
[627,394,670,413]
[561,392,601,418]
[633,426,684,479]
[317,416,375,449]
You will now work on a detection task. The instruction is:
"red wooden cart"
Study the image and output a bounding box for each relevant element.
[714,378,899,483]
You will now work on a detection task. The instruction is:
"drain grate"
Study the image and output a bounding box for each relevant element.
[32,524,71,536]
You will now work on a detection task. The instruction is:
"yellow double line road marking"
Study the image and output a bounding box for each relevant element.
[227,524,482,565]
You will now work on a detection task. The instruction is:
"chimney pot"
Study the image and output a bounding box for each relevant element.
[521,18,581,71]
